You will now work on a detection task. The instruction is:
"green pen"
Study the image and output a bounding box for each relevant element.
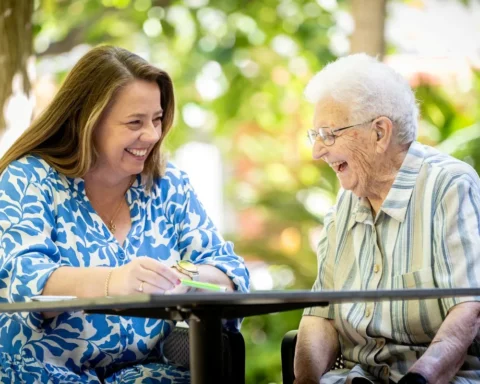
[180,279,227,292]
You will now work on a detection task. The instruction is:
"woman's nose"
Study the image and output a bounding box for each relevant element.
[312,140,328,160]
[141,123,161,143]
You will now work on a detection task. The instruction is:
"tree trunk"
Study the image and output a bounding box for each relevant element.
[350,0,386,59]
[0,0,34,134]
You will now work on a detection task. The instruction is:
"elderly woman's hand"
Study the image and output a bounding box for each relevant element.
[107,257,183,295]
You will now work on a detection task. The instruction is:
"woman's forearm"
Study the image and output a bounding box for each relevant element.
[41,266,111,319]
[409,301,480,383]
[43,263,236,300]
[197,264,235,291]
[43,266,111,298]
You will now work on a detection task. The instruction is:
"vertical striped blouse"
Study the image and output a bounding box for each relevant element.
[304,141,480,383]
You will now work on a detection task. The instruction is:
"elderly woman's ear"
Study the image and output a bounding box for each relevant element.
[373,116,393,154]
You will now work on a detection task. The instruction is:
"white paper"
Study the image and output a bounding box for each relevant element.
[31,295,78,302]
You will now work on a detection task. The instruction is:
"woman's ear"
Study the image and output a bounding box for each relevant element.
[373,116,393,154]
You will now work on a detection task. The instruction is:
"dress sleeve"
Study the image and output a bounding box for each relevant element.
[166,169,250,330]
[0,164,61,331]
[303,207,336,319]
[433,173,480,314]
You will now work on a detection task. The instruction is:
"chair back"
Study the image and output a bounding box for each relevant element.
[163,326,245,383]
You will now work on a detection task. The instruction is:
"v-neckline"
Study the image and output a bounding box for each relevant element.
[69,174,143,249]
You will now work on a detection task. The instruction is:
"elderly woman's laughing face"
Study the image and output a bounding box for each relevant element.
[311,98,383,199]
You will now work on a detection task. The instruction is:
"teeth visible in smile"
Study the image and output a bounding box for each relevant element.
[328,160,347,173]
[328,161,345,167]
[126,148,147,157]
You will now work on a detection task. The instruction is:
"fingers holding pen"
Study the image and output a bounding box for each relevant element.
[107,257,181,295]
[139,257,182,287]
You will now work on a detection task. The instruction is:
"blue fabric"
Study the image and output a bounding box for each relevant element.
[0,155,250,383]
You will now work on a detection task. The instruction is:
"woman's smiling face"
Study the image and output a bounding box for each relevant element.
[92,80,163,184]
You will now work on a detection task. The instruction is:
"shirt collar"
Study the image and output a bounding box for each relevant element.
[348,196,374,230]
[348,141,426,227]
[381,141,425,222]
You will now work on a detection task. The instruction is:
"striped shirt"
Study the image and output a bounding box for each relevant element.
[304,141,480,383]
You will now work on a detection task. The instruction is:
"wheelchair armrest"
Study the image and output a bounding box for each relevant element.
[281,330,298,384]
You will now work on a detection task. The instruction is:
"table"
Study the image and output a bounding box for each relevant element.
[1,287,479,384]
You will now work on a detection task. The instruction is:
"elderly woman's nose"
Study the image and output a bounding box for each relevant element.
[312,141,328,160]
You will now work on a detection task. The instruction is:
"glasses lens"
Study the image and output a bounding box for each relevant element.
[323,135,335,146]
[307,130,317,145]
[318,128,335,146]
[307,129,336,146]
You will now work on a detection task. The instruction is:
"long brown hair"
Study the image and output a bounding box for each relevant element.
[0,45,175,188]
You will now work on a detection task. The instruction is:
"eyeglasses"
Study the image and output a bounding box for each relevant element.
[307,118,376,146]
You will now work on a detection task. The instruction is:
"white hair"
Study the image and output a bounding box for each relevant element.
[304,54,419,145]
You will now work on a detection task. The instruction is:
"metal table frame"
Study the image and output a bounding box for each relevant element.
[1,288,479,384]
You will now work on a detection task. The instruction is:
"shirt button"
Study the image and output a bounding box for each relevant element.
[376,339,385,348]
[118,251,125,259]
[373,264,380,273]
[365,308,371,318]
[382,366,389,376]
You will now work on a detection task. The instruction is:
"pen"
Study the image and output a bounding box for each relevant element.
[180,279,227,292]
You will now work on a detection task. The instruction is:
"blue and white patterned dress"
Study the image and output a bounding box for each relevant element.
[0,155,250,384]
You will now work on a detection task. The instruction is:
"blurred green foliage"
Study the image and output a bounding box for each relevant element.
[29,1,480,383]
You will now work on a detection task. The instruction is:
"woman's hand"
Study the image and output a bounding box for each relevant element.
[164,276,191,295]
[108,257,184,295]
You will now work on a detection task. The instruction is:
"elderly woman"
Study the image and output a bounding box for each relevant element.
[294,54,480,384]
[0,46,249,383]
